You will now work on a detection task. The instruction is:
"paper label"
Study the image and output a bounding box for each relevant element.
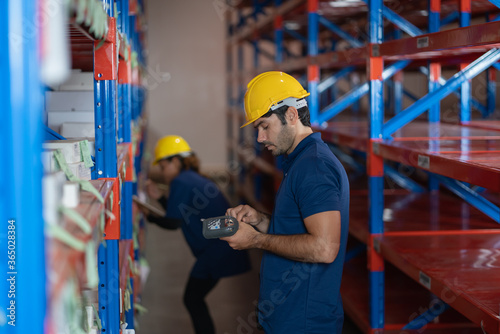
[418,155,430,169]
[419,271,431,289]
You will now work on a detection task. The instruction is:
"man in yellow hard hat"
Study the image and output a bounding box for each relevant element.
[222,71,350,333]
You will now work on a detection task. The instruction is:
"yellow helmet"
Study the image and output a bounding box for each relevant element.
[242,71,310,128]
[153,135,192,165]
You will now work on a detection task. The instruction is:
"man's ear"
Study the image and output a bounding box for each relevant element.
[286,106,299,125]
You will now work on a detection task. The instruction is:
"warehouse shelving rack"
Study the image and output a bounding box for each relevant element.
[227,0,500,333]
[0,0,147,333]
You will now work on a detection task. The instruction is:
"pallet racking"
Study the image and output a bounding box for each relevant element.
[0,0,147,333]
[227,0,500,333]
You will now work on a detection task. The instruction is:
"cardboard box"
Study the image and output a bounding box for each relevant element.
[45,91,94,111]
[48,111,94,133]
[43,140,83,164]
[68,162,91,181]
[60,122,95,138]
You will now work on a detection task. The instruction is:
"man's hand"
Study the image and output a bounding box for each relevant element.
[221,220,261,250]
[226,205,270,233]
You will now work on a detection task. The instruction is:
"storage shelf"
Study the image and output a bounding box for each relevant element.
[349,190,499,244]
[119,239,133,293]
[377,139,500,192]
[342,252,482,334]
[379,233,500,334]
[463,120,500,132]
[318,121,500,191]
[377,21,500,60]
[48,179,115,298]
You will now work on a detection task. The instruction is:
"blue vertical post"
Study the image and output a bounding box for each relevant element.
[486,68,496,118]
[274,0,283,63]
[95,2,120,334]
[392,28,403,115]
[459,0,471,123]
[428,0,441,191]
[428,0,441,123]
[308,0,320,124]
[0,1,45,333]
[368,0,385,330]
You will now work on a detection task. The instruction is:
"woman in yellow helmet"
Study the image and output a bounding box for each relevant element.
[144,135,251,334]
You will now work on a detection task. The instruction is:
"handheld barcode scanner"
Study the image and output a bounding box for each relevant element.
[202,216,239,239]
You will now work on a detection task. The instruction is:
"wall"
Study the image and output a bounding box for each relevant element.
[146,0,228,172]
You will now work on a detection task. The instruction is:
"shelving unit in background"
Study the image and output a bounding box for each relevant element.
[0,0,147,333]
[227,1,500,333]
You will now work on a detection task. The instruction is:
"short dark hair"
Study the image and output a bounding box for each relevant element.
[261,99,311,127]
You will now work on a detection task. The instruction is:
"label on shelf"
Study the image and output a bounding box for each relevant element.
[419,271,431,289]
[417,36,429,49]
[372,142,380,155]
[417,155,430,169]
[372,44,380,57]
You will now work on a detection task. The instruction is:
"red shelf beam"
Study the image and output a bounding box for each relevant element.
[378,233,500,334]
[342,253,481,334]
[377,21,500,60]
[349,191,499,244]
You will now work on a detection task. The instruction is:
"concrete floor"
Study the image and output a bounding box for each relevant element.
[137,223,362,334]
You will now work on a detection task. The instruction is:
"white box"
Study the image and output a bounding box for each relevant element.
[42,171,66,224]
[57,70,94,91]
[71,137,95,156]
[60,122,95,138]
[43,139,83,164]
[68,162,91,180]
[48,111,94,133]
[41,149,60,173]
[45,91,94,111]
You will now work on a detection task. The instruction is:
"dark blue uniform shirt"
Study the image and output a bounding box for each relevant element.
[166,170,250,279]
[257,132,349,333]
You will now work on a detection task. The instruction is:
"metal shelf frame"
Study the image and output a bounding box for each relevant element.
[227,0,500,333]
[0,0,146,333]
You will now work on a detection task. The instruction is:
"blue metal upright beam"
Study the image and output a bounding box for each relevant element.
[96,2,120,334]
[459,0,472,123]
[0,1,45,333]
[308,0,320,124]
[362,0,424,37]
[317,60,410,124]
[368,0,385,330]
[486,68,497,117]
[274,0,283,63]
[383,49,500,138]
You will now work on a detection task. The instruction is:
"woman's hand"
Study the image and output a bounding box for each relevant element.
[145,179,163,200]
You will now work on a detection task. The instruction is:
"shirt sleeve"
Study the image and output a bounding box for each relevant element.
[293,156,342,219]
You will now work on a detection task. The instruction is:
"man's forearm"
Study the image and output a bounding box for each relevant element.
[253,233,339,263]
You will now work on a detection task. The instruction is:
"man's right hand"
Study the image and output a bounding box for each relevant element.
[226,205,270,233]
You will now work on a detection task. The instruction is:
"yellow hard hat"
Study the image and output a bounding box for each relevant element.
[153,135,192,165]
[242,71,310,128]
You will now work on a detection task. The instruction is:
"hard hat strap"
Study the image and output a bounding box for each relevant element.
[270,97,308,111]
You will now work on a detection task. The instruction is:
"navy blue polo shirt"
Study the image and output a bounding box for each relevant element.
[257,132,349,333]
[166,170,250,279]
